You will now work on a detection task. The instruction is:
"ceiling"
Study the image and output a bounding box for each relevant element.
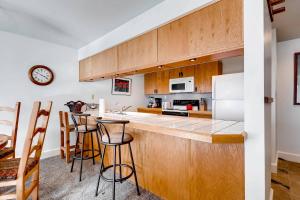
[0,0,164,48]
[272,0,300,42]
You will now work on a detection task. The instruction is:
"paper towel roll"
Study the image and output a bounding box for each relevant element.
[99,98,105,115]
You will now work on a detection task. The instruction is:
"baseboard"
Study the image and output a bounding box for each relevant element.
[271,153,278,173]
[277,151,300,163]
[270,188,273,200]
[41,148,60,159]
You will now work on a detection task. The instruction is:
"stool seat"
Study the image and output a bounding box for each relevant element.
[102,132,133,144]
[77,125,97,132]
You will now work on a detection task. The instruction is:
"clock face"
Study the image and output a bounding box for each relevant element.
[28,65,54,86]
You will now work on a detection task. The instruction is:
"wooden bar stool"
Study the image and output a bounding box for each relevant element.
[59,111,76,163]
[95,120,140,200]
[0,102,21,160]
[70,113,102,182]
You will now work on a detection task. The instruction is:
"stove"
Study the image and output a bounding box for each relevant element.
[162,100,199,117]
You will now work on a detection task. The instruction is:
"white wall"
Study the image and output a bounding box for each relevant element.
[0,31,146,158]
[244,0,272,199]
[222,56,244,74]
[277,37,300,162]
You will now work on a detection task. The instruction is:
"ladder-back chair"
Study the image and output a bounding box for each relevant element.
[0,101,52,200]
[0,102,21,160]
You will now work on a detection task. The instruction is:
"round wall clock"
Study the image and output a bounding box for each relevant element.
[28,65,54,86]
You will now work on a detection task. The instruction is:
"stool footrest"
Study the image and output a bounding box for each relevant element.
[72,149,101,160]
[100,164,134,183]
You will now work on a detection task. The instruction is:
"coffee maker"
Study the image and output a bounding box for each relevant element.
[147,97,162,108]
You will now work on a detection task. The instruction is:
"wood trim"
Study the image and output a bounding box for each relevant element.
[294,53,300,105]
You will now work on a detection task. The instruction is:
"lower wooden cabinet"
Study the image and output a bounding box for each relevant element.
[194,61,222,93]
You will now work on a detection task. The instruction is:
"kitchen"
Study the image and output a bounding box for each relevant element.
[0,0,283,199]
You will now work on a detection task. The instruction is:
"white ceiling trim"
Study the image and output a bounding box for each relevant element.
[78,0,218,60]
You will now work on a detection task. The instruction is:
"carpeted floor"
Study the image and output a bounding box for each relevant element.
[38,156,160,200]
[271,158,300,200]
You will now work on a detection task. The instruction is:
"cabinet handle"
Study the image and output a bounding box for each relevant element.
[195,86,197,92]
[154,89,158,94]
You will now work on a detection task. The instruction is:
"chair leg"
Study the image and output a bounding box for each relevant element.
[95,129,102,161]
[90,131,95,165]
[95,145,106,197]
[112,145,117,200]
[65,128,71,163]
[70,131,79,173]
[118,145,122,183]
[129,143,140,195]
[31,166,40,200]
[79,133,85,182]
[60,129,65,159]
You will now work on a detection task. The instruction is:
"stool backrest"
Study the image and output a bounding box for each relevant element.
[97,120,129,144]
[18,101,52,177]
[70,113,90,132]
[0,102,21,150]
[65,101,86,114]
[59,111,71,129]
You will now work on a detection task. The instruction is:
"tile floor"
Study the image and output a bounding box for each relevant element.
[272,158,300,200]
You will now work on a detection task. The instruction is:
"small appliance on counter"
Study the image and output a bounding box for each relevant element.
[147,97,162,108]
[162,101,172,110]
[162,100,199,117]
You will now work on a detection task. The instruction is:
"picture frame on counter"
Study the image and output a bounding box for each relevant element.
[112,78,132,95]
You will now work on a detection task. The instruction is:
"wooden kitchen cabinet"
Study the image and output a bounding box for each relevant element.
[92,47,118,77]
[194,61,222,93]
[79,57,93,81]
[157,0,243,64]
[79,47,118,81]
[118,30,158,72]
[145,70,170,95]
[156,70,170,94]
[144,72,157,94]
[169,66,194,79]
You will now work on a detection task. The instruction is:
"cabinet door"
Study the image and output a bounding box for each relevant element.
[181,66,195,78]
[79,57,93,81]
[195,61,222,93]
[118,30,158,72]
[92,47,118,77]
[169,68,181,79]
[158,0,243,63]
[156,70,170,94]
[144,72,157,94]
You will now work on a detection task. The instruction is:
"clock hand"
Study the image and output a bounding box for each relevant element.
[35,72,48,79]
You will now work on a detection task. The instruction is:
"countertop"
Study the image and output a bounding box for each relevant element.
[88,111,246,144]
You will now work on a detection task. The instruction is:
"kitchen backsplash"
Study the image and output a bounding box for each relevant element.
[146,93,212,111]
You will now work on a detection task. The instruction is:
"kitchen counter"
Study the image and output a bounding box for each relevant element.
[88,111,245,144]
[87,111,245,199]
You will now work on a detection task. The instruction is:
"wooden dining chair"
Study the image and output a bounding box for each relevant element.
[59,111,76,163]
[0,102,21,160]
[0,101,52,200]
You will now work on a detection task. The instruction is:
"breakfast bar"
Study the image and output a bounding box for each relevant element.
[88,111,245,200]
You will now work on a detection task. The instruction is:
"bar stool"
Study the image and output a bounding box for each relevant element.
[70,113,102,182]
[95,120,140,200]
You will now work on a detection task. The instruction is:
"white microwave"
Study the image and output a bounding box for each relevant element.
[169,77,194,93]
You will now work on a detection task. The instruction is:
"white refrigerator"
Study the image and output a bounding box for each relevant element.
[212,73,244,121]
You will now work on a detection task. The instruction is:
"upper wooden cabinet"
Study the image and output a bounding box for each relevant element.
[79,57,93,81]
[157,0,243,63]
[79,47,118,81]
[194,61,222,93]
[118,30,158,72]
[144,72,157,95]
[92,47,118,77]
[169,66,194,79]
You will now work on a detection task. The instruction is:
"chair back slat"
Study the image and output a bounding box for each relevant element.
[18,101,52,177]
[0,102,21,150]
[0,120,13,126]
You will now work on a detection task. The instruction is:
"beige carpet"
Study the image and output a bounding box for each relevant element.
[38,156,160,200]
